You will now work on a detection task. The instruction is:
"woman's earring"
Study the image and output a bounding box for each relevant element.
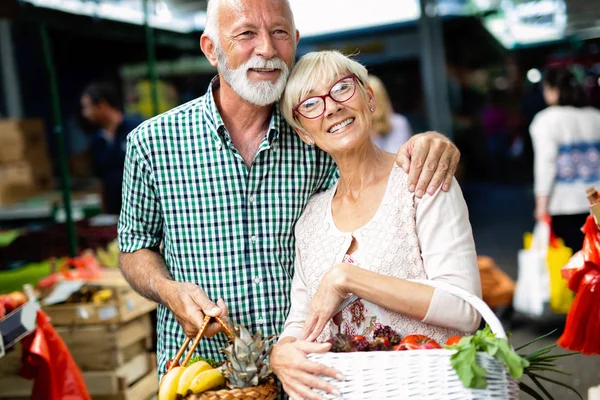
[307,138,314,146]
[370,107,375,112]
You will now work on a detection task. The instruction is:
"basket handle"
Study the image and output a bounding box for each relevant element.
[337,279,507,340]
[166,315,234,372]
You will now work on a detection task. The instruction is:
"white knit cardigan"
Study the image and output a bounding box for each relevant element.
[281,165,482,344]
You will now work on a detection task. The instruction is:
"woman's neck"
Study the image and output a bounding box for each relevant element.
[332,142,396,199]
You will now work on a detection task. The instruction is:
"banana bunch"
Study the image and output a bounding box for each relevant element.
[159,361,225,400]
[96,240,119,268]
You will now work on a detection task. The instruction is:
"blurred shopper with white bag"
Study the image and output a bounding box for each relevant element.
[530,68,600,252]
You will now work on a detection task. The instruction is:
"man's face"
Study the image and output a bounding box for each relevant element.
[214,0,298,105]
[81,94,101,125]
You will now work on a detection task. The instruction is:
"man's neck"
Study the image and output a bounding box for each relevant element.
[101,110,124,139]
[213,77,274,166]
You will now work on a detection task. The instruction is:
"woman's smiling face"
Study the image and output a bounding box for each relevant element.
[295,73,375,156]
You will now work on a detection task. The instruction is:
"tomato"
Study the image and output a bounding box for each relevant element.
[352,335,366,342]
[166,359,179,370]
[445,336,462,346]
[398,334,441,350]
[392,344,405,351]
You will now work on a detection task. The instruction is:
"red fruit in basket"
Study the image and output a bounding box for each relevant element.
[445,336,462,346]
[166,359,180,369]
[327,334,356,353]
[351,335,370,352]
[369,337,391,351]
[372,325,402,346]
[399,334,442,350]
[392,344,405,351]
[0,302,5,319]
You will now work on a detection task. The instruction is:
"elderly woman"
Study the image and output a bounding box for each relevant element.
[270,50,482,400]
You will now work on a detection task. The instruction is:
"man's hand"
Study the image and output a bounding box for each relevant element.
[161,281,228,338]
[397,131,460,198]
[301,264,348,342]
[271,338,342,400]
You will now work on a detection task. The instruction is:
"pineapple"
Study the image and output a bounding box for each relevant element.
[220,324,277,388]
[183,323,277,400]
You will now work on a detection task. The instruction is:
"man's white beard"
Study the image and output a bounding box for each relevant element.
[215,44,290,107]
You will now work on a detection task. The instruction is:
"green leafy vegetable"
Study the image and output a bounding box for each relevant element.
[187,355,219,368]
[446,325,529,389]
[447,326,582,400]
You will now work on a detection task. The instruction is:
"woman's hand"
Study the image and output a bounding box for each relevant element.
[535,195,550,222]
[301,264,349,342]
[271,338,342,400]
[397,131,460,197]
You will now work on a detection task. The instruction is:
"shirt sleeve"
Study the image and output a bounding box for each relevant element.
[529,112,558,197]
[279,248,310,340]
[118,133,163,252]
[416,178,482,333]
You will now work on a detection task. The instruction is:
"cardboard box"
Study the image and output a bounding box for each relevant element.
[0,119,53,191]
[0,119,46,163]
[0,162,37,205]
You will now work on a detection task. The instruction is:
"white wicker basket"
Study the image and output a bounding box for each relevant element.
[308,280,521,400]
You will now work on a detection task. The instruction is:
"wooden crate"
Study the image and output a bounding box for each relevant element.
[0,356,157,399]
[42,270,157,326]
[56,313,153,371]
[0,314,153,376]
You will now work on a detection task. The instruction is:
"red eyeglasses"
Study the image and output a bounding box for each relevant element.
[292,74,358,119]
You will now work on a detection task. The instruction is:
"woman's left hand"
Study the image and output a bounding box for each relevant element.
[301,263,349,342]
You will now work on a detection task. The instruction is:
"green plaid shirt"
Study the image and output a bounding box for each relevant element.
[118,80,338,373]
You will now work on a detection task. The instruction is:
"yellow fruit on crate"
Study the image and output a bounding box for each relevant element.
[188,368,225,394]
[177,361,213,396]
[159,366,185,400]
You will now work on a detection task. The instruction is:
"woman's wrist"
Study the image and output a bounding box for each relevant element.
[334,263,354,294]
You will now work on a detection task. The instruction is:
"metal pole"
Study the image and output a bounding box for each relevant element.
[143,0,160,116]
[39,23,78,257]
[418,0,453,138]
[0,20,23,117]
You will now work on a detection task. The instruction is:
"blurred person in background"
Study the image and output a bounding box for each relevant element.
[369,75,412,152]
[481,89,509,178]
[81,82,143,214]
[530,68,600,251]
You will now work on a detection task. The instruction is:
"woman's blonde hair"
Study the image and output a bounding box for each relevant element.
[280,50,370,134]
[368,75,393,136]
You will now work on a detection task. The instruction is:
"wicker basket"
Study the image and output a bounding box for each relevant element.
[166,316,279,400]
[308,280,521,400]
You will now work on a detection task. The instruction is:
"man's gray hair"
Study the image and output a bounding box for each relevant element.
[204,0,294,44]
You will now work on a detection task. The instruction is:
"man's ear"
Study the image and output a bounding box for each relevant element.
[295,29,300,45]
[200,34,219,67]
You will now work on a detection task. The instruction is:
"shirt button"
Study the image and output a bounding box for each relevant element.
[254,276,261,284]
[216,141,222,150]
[271,142,278,152]
[249,195,255,204]
[257,317,265,324]
[250,235,257,243]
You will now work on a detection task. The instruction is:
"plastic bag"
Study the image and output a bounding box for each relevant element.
[547,236,574,313]
[513,221,551,317]
[558,215,600,355]
[20,310,90,400]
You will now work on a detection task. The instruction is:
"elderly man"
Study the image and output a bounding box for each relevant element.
[118,0,460,388]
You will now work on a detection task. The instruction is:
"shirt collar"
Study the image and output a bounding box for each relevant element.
[205,76,282,145]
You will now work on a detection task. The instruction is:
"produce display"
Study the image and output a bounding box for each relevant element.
[326,325,449,353]
[0,290,28,319]
[159,323,276,400]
